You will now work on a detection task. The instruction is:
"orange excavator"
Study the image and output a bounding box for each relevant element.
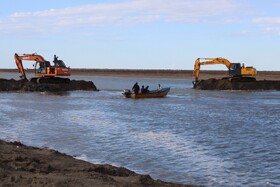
[14,53,71,84]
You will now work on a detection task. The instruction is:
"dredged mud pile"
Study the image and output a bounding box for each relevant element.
[0,78,97,92]
[194,78,280,90]
[0,140,197,187]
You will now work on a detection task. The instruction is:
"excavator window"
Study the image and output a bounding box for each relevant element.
[229,63,241,76]
[45,61,51,67]
[36,62,46,74]
[229,64,236,70]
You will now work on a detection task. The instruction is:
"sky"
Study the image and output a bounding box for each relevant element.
[1,0,280,70]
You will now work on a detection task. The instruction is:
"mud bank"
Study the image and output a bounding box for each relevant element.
[194,78,280,90]
[0,140,197,187]
[0,79,97,92]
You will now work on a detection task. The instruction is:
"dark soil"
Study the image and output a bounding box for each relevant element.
[0,140,199,187]
[0,79,97,92]
[194,78,280,90]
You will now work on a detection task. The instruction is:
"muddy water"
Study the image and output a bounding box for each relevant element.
[1,74,280,186]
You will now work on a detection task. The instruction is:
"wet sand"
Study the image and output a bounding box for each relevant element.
[0,78,97,92]
[194,78,280,90]
[0,140,198,187]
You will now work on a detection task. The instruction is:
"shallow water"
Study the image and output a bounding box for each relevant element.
[1,74,280,186]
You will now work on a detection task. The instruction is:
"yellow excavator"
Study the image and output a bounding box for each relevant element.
[193,57,257,85]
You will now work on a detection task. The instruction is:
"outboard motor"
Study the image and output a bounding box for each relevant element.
[123,89,131,97]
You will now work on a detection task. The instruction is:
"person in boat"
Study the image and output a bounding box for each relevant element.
[141,85,145,93]
[132,82,140,94]
[158,84,162,90]
[144,86,149,93]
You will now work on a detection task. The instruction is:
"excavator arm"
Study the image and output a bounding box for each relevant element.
[14,53,26,80]
[193,58,231,83]
[14,53,46,80]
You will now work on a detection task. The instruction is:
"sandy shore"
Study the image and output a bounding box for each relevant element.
[2,69,280,80]
[0,140,198,187]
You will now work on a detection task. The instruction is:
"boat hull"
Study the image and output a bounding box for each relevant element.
[123,87,170,99]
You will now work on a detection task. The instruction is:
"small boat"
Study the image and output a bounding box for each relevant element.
[122,87,170,99]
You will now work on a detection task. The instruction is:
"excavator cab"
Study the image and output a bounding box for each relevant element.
[35,61,51,74]
[229,62,257,78]
[229,63,242,76]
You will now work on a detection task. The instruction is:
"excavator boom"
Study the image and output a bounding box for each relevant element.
[194,58,232,83]
[14,53,46,80]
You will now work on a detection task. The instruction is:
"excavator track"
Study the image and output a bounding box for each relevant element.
[230,76,256,82]
[30,77,70,84]
[221,76,256,82]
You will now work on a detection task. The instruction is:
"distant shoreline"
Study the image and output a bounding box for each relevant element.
[1,69,280,80]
